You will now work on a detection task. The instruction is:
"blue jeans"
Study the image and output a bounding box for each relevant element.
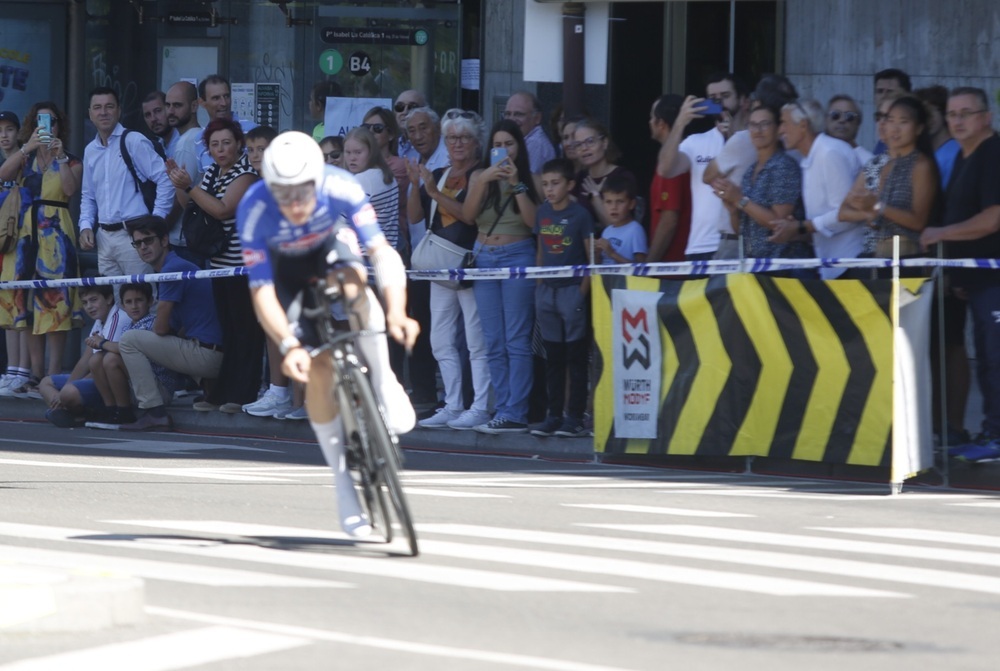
[969,284,1000,435]
[472,238,535,423]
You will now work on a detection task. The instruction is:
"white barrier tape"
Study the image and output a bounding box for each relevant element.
[2,257,997,290]
[0,266,247,291]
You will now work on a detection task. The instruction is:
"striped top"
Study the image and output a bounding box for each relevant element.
[353,167,400,250]
[200,154,257,269]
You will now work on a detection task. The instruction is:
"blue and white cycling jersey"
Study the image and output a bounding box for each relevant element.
[236,165,386,288]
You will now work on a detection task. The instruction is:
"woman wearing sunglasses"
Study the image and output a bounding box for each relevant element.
[362,106,408,248]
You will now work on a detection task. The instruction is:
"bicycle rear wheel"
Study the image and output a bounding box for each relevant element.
[346,365,419,557]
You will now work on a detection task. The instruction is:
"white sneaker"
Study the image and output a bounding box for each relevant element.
[243,389,292,417]
[0,376,27,398]
[276,405,309,421]
[418,407,461,429]
[447,409,492,431]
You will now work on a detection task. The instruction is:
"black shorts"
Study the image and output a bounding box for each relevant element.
[269,225,366,348]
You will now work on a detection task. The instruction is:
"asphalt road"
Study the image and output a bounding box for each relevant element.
[2,421,1000,670]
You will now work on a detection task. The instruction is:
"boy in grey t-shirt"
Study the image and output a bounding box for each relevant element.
[532,158,594,437]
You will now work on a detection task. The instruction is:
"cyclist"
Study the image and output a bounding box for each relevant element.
[237,131,419,537]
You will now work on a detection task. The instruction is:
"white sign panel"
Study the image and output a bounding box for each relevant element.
[324,97,393,137]
[523,2,609,85]
[611,288,663,439]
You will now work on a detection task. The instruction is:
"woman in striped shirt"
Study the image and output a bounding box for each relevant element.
[167,117,262,413]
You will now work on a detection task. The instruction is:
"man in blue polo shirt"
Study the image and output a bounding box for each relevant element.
[116,215,223,430]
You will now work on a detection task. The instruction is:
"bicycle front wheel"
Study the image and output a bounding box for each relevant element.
[346,365,418,557]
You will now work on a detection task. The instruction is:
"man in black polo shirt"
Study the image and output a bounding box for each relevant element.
[921,87,1000,461]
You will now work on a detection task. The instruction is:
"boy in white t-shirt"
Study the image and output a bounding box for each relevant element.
[595,173,648,265]
[39,285,130,427]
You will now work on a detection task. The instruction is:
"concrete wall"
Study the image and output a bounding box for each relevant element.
[785,0,1000,148]
[480,0,532,130]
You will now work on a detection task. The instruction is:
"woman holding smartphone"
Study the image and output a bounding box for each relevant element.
[0,102,84,399]
[461,119,540,434]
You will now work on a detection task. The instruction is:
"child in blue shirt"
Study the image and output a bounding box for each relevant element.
[595,173,648,264]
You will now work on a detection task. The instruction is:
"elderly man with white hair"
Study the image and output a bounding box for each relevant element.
[770,98,863,279]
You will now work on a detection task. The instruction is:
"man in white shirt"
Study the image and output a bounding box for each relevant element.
[770,98,863,279]
[79,86,173,281]
[655,95,730,260]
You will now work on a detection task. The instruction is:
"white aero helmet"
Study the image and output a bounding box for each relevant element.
[260,131,326,190]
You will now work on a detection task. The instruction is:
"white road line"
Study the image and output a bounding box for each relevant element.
[950,501,1000,508]
[1,546,352,589]
[416,539,903,598]
[582,524,1000,568]
[812,527,1000,549]
[418,523,1000,598]
[0,625,308,671]
[563,503,753,518]
[655,489,987,501]
[0,438,282,454]
[0,458,291,482]
[403,488,510,498]
[0,522,628,594]
[400,479,696,489]
[148,607,641,671]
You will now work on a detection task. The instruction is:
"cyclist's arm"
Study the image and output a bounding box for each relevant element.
[249,282,311,383]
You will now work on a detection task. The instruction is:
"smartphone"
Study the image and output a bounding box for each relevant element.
[37,113,52,143]
[490,147,508,166]
[699,100,724,116]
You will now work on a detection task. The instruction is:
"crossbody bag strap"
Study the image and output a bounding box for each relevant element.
[426,167,451,235]
[468,190,515,265]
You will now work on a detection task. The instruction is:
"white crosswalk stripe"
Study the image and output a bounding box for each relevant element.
[0,625,309,671]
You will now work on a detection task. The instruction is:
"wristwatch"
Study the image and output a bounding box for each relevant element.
[797,220,807,235]
[279,335,301,356]
[873,201,885,215]
[737,196,750,211]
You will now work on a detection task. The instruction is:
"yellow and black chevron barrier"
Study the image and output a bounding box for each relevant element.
[593,274,931,466]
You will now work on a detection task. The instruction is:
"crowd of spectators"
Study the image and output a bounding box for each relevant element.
[0,68,998,457]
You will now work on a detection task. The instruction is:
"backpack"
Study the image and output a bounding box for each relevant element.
[120,130,166,214]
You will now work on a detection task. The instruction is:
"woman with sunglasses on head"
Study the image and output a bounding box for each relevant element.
[406,109,491,431]
[570,118,636,229]
[459,119,540,434]
[167,118,263,413]
[362,106,408,248]
[343,126,400,251]
[0,103,85,399]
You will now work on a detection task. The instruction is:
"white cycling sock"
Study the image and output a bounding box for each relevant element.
[355,288,416,435]
[310,416,371,538]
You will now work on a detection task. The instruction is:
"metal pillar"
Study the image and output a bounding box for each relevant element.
[562,2,585,118]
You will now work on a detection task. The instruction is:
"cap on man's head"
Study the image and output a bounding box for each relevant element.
[0,111,20,130]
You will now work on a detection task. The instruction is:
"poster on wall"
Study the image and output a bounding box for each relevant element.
[231,83,255,124]
[0,20,53,115]
[323,97,392,137]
